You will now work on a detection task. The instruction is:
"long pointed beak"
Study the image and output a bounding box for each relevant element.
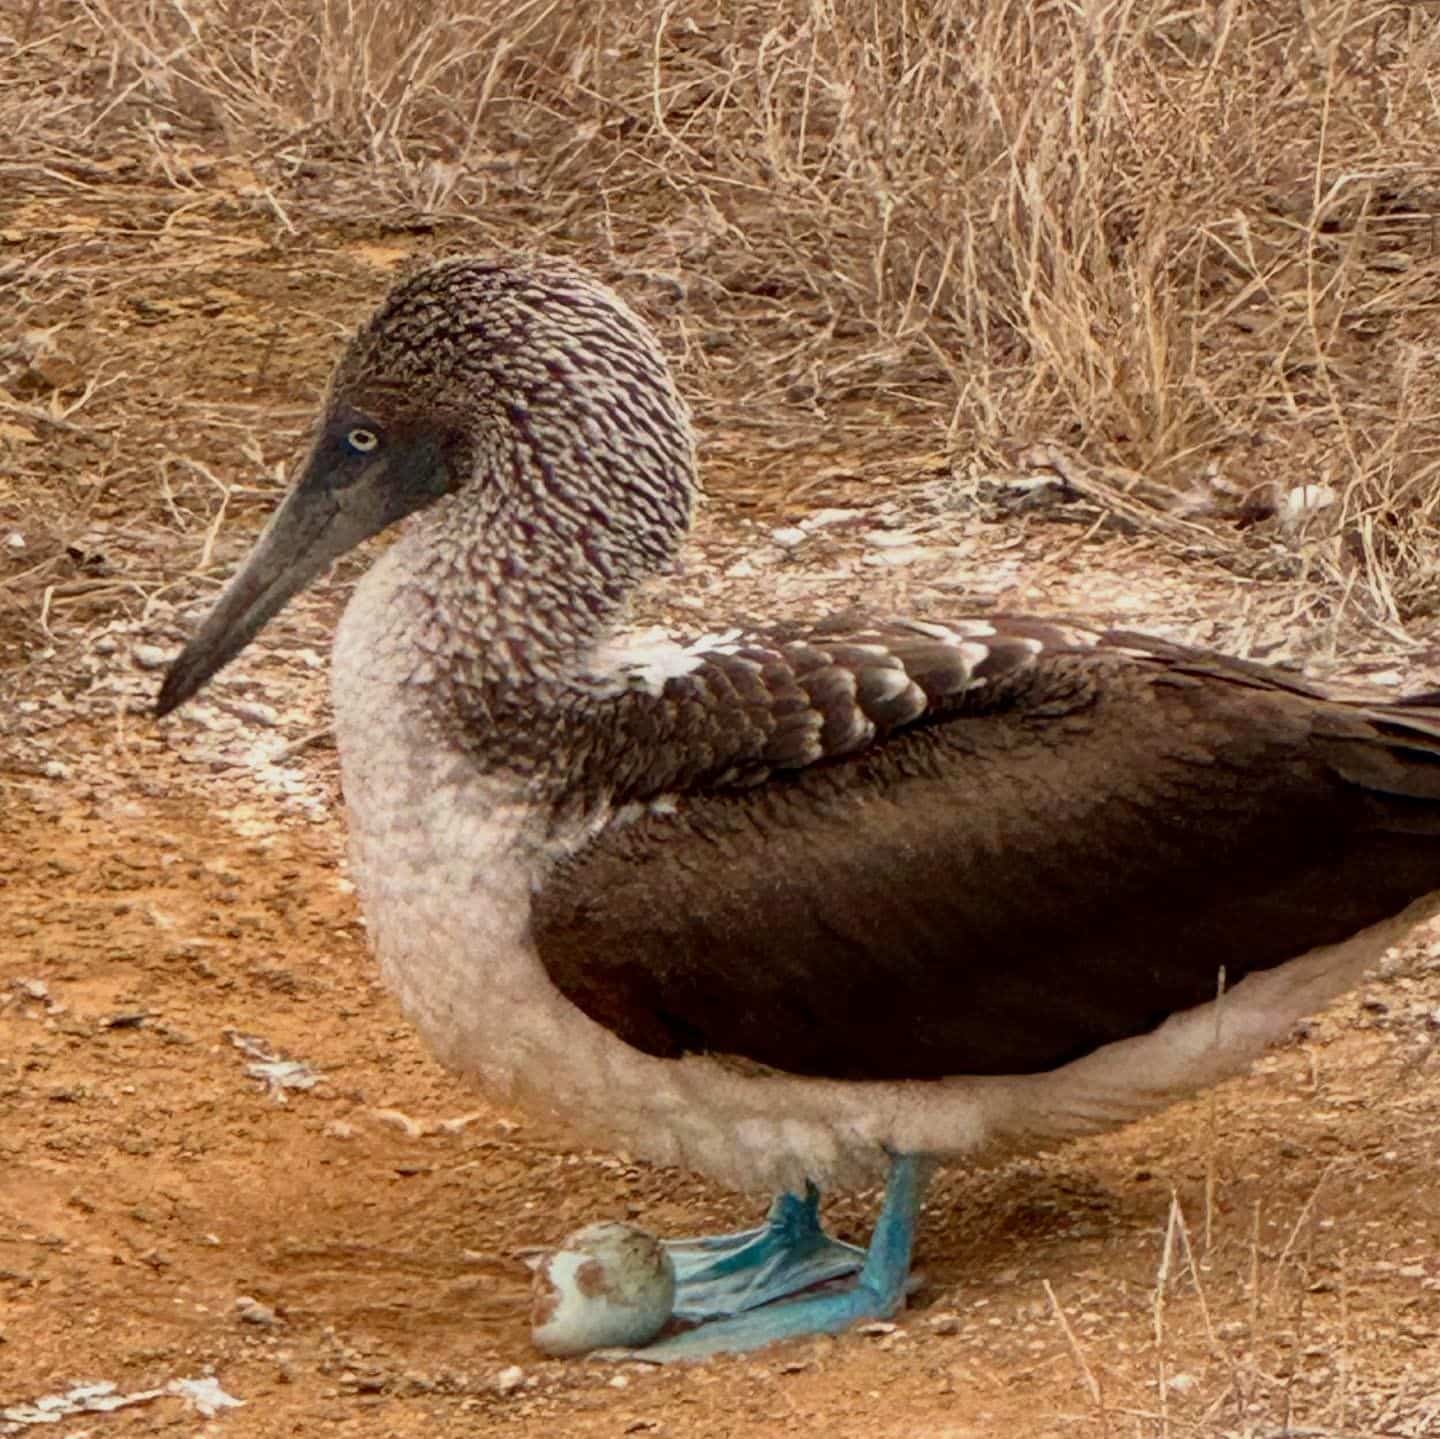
[156,420,456,717]
[155,457,396,716]
[155,486,344,716]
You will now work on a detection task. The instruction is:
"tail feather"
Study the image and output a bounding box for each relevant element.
[1321,701,1440,804]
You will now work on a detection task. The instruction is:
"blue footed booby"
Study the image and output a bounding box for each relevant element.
[158,256,1440,1360]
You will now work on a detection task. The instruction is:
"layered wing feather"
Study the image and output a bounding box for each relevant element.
[531,617,1440,1081]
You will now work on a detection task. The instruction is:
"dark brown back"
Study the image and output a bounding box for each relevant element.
[532,650,1440,1080]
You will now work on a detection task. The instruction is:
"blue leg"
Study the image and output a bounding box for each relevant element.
[629,1154,931,1363]
[665,1183,864,1322]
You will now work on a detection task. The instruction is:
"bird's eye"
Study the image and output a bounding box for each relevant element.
[346,427,380,454]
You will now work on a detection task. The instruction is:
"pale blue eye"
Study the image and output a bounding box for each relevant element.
[347,427,379,453]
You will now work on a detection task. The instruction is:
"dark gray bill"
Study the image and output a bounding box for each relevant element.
[155,420,455,717]
[154,480,362,716]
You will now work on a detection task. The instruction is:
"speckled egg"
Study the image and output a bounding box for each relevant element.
[530,1221,676,1356]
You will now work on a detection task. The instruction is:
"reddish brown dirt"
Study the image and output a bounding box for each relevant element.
[6,711,1440,1436]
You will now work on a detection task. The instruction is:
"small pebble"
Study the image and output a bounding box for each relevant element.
[770,526,807,549]
[434,1112,484,1135]
[494,1365,525,1395]
[1167,1373,1199,1394]
[132,643,171,671]
[370,1108,425,1138]
[235,1296,279,1327]
[927,1312,961,1335]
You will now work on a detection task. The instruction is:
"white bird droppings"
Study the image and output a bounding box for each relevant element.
[170,1375,245,1417]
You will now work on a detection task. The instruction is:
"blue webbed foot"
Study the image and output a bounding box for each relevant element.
[621,1155,931,1363]
[664,1182,864,1322]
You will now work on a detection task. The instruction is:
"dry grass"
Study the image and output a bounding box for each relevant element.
[3,0,1440,640]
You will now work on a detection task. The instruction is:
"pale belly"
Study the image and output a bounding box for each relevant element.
[334,720,1433,1192]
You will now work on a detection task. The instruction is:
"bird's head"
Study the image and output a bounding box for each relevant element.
[156,258,695,716]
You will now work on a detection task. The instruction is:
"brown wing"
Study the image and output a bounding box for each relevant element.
[533,631,1440,1081]
[573,615,1099,804]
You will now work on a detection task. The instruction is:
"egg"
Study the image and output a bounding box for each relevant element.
[529,1221,676,1356]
